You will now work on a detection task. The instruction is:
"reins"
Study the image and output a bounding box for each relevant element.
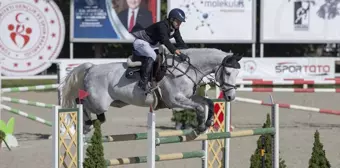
[163,54,237,94]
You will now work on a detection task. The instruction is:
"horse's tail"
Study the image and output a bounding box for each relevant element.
[59,62,94,108]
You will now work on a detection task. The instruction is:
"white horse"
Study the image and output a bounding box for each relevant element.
[60,47,242,135]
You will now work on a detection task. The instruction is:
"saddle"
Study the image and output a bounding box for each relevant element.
[125,45,170,83]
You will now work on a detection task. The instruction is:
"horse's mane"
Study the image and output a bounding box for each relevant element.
[180,48,228,58]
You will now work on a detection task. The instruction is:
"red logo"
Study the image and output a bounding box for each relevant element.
[0,0,65,76]
[8,13,33,49]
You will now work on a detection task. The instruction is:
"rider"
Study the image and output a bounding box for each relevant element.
[131,8,189,92]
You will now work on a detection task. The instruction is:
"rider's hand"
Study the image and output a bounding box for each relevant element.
[175,49,181,55]
[175,49,188,61]
[178,53,188,61]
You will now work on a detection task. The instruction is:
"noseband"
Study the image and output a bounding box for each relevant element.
[214,64,237,92]
[214,56,241,92]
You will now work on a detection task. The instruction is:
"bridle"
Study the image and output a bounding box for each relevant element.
[214,62,238,92]
[165,55,238,94]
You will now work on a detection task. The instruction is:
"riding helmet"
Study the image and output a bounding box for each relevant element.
[168,8,186,22]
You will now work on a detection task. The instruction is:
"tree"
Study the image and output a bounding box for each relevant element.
[249,113,287,168]
[308,130,331,168]
[83,120,106,168]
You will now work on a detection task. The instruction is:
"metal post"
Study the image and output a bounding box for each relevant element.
[260,43,264,58]
[147,106,156,168]
[252,43,256,58]
[69,0,74,59]
[70,42,74,59]
[57,63,61,106]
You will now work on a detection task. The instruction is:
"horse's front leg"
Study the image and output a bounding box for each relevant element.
[191,95,215,128]
[171,94,207,134]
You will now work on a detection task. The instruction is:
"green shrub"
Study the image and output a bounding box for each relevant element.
[83,120,106,168]
[249,113,287,168]
[308,130,331,168]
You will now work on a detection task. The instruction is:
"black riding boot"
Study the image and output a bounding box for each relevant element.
[138,57,154,92]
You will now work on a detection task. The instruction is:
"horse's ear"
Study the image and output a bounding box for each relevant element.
[235,55,242,61]
[222,56,240,69]
[231,54,243,61]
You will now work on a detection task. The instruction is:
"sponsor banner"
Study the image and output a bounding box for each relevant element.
[72,0,159,42]
[261,0,340,43]
[0,0,65,76]
[58,57,335,86]
[167,0,255,43]
[239,58,335,79]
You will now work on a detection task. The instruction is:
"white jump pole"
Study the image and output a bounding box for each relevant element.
[269,94,279,168]
[53,106,59,168]
[201,103,208,168]
[214,85,231,168]
[201,84,211,168]
[147,105,156,168]
[225,102,231,168]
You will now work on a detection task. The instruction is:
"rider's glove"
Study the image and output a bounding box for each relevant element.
[178,53,188,61]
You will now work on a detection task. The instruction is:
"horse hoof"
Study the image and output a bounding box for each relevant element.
[175,122,183,130]
[197,125,207,134]
[83,125,93,135]
[205,119,214,127]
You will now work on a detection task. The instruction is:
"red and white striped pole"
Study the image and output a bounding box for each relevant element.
[235,97,340,115]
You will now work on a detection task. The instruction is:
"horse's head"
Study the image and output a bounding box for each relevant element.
[215,54,242,101]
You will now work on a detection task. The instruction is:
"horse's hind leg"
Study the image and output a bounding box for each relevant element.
[96,113,106,123]
[76,96,109,134]
[85,89,113,122]
[77,98,95,134]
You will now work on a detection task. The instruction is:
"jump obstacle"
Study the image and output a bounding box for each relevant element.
[0,74,337,167]
[0,82,339,149]
[1,81,339,150]
[53,99,280,168]
[53,100,231,168]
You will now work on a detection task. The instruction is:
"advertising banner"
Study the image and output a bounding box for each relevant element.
[58,57,335,86]
[261,0,340,43]
[0,0,65,76]
[167,0,256,43]
[72,0,160,42]
[239,58,335,79]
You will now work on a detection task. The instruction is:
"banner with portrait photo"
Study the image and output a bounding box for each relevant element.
[167,0,256,43]
[71,0,160,42]
[261,0,340,43]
